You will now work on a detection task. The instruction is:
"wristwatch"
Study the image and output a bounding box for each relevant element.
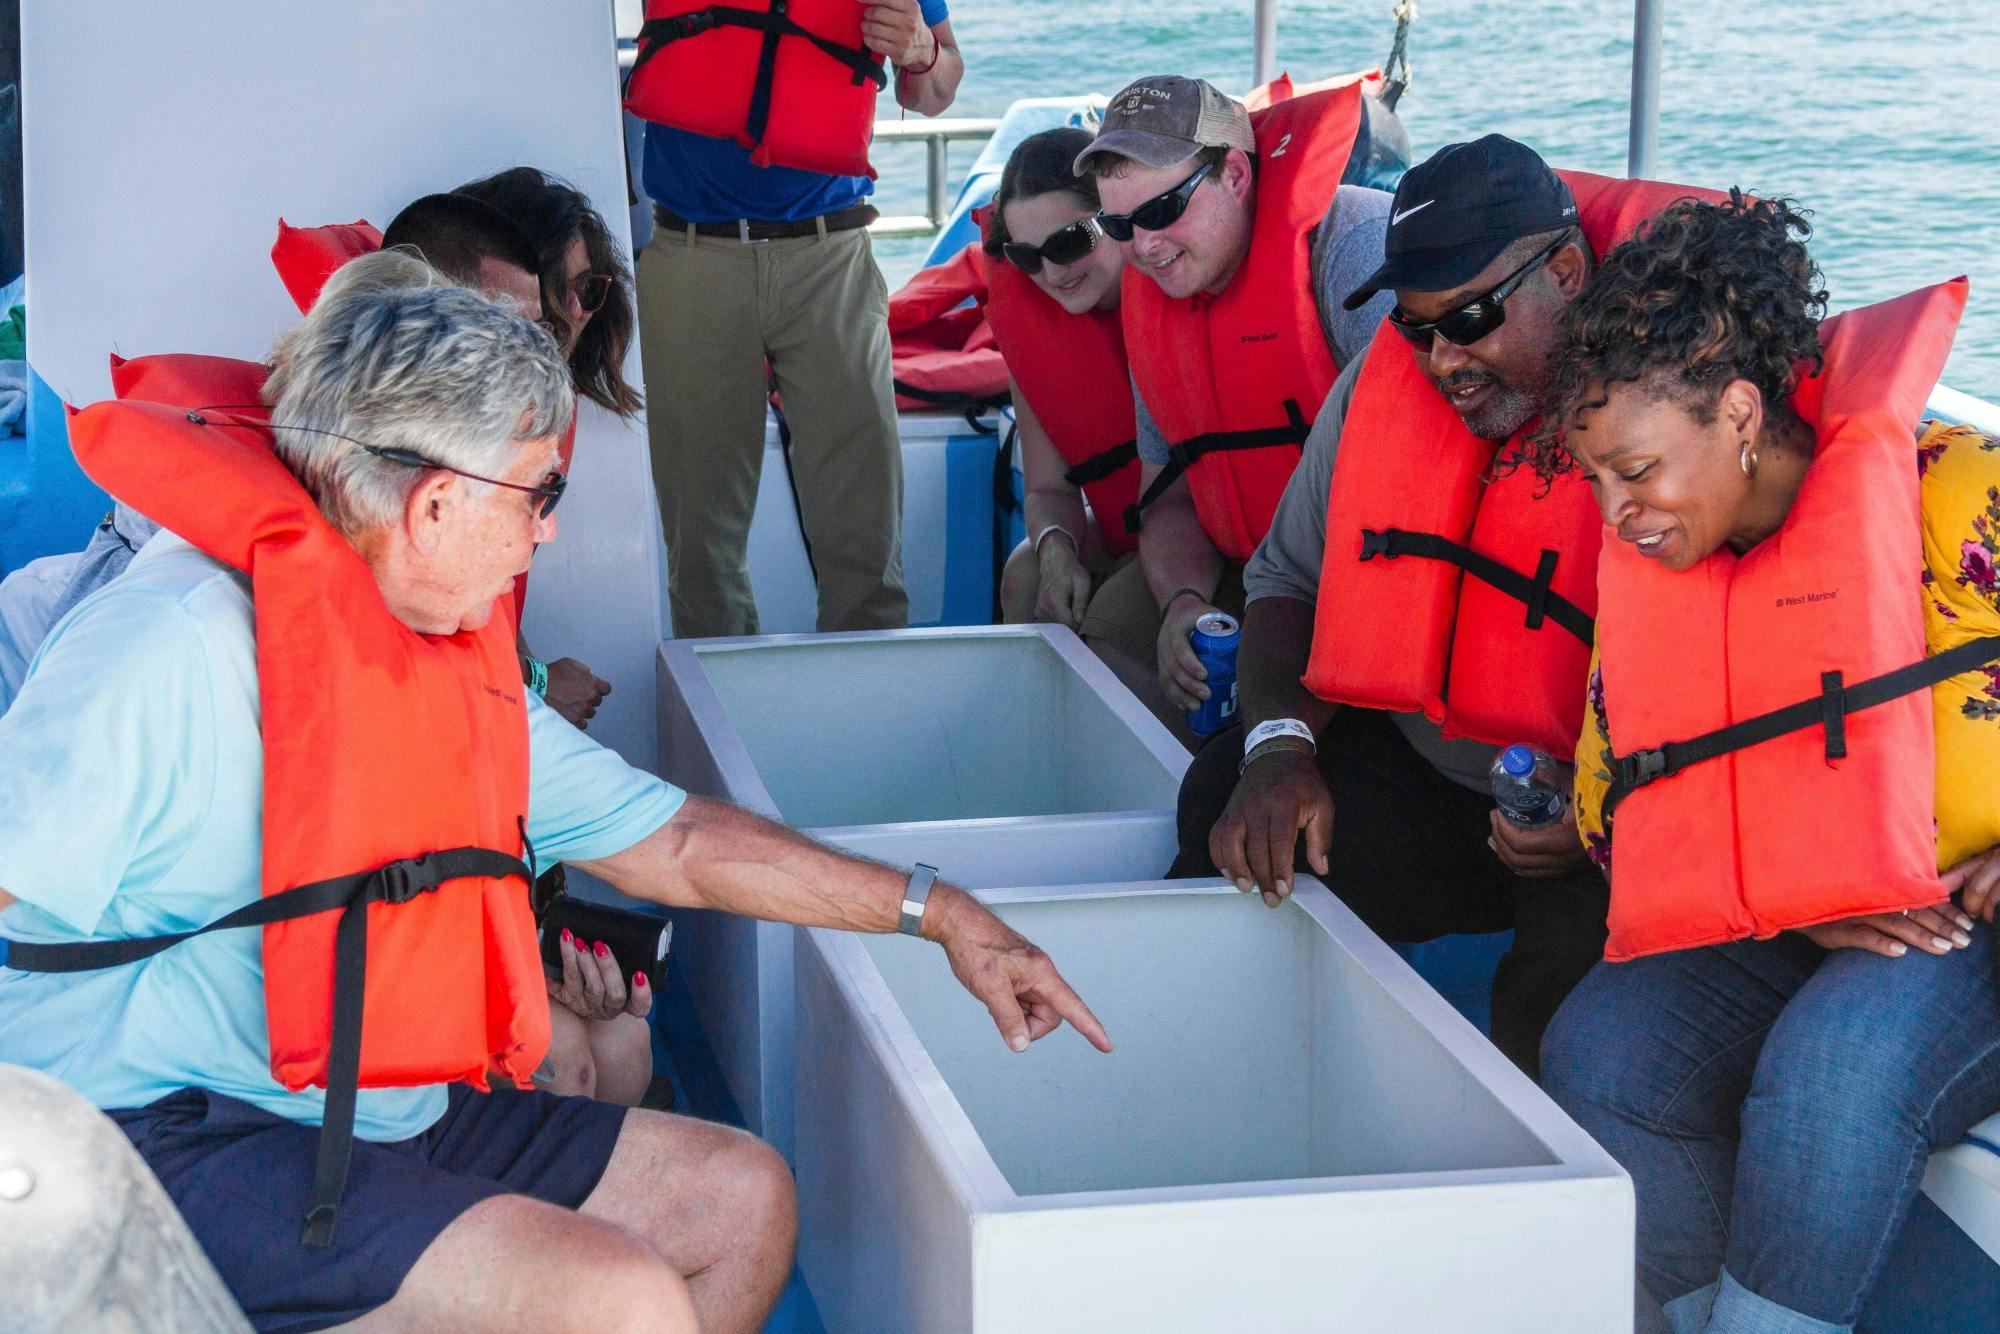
[897,864,939,937]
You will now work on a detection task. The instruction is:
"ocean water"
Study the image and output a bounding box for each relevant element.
[866,0,2000,398]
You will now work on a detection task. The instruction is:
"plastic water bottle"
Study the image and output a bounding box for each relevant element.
[1490,745,1567,828]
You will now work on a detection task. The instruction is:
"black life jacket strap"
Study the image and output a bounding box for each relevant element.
[1602,634,2000,827]
[5,845,530,1249]
[632,6,890,139]
[1061,439,1138,488]
[1123,398,1309,534]
[1356,528,1596,646]
[891,378,1011,433]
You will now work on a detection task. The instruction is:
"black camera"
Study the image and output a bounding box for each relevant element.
[533,866,673,994]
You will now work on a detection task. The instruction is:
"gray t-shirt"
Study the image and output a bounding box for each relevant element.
[1242,359,1502,793]
[1135,185,1396,465]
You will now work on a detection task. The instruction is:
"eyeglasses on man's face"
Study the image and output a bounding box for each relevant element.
[362,444,567,519]
[1095,159,1217,243]
[1388,232,1572,351]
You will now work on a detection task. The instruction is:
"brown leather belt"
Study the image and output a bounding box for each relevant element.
[654,203,879,242]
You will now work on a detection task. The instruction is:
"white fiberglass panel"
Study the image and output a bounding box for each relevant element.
[691,635,1181,829]
[860,891,1557,1195]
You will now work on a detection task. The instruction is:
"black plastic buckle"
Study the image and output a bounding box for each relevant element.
[1617,748,1669,788]
[667,12,716,38]
[1359,528,1395,562]
[373,854,443,906]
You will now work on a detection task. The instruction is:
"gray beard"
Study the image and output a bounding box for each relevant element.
[1462,382,1541,441]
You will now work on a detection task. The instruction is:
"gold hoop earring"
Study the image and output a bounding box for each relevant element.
[1740,441,1758,478]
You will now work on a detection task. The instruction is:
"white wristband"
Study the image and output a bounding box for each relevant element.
[1033,524,1079,557]
[1243,717,1316,756]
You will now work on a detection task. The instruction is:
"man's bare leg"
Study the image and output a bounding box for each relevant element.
[340,1193,695,1332]
[579,1108,797,1334]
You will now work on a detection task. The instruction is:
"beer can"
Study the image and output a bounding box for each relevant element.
[1187,612,1241,737]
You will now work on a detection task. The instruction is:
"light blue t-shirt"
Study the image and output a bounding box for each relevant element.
[0,534,685,1141]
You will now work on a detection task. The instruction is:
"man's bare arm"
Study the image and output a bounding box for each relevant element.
[575,796,1112,1052]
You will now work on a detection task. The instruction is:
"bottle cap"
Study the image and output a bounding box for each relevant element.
[1499,745,1535,778]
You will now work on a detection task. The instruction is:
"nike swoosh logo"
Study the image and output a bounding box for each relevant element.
[1392,200,1435,226]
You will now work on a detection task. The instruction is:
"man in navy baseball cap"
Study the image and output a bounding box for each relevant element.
[1344,133,1587,440]
[1173,131,1613,1082]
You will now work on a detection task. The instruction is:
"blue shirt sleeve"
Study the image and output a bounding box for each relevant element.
[0,586,219,934]
[919,0,950,23]
[525,694,686,865]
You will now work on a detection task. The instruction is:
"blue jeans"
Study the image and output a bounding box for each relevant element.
[1542,927,2000,1332]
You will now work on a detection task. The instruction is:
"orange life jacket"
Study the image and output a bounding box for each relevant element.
[981,240,1140,557]
[1304,172,1732,756]
[31,357,549,1245]
[1594,280,1971,960]
[885,241,1009,416]
[624,0,887,179]
[271,218,383,314]
[1120,79,1367,562]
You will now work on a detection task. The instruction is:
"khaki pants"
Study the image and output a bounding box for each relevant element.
[639,221,907,638]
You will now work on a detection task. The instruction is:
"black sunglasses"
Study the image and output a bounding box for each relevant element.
[569,272,616,315]
[185,408,567,519]
[1095,159,1216,243]
[1000,219,1100,275]
[1388,232,1573,350]
[362,444,568,519]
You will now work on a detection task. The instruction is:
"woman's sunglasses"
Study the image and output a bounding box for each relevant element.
[1000,219,1101,275]
[1387,232,1572,350]
[568,272,616,315]
[1095,159,1216,243]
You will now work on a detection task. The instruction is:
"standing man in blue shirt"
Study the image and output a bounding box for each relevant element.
[636,0,961,638]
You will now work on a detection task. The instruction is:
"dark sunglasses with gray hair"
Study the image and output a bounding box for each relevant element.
[188,408,568,519]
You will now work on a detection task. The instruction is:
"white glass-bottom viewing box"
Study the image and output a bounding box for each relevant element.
[794,880,1634,1333]
[655,626,1189,1155]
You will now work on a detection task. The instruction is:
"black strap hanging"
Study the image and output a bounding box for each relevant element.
[1061,439,1138,489]
[6,845,529,1248]
[1601,634,2000,828]
[1123,398,1309,533]
[1355,528,1595,645]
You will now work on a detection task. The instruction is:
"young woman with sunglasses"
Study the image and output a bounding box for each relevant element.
[457,167,643,421]
[980,129,1183,730]
[1532,196,1994,1334]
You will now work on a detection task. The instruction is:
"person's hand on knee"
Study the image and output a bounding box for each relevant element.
[1943,845,2000,923]
[1210,742,1332,907]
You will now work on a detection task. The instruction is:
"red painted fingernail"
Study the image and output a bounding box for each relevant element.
[560,928,574,946]
[593,940,610,958]
[634,972,648,989]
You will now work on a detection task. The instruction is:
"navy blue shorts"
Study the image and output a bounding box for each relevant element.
[112,1083,627,1333]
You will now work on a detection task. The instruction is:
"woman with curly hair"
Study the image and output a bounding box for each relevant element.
[1531,194,1998,1332]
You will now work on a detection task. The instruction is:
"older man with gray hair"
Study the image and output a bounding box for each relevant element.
[0,255,1110,1333]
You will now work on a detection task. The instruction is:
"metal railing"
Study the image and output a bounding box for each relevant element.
[868,118,1001,236]
[615,37,997,240]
